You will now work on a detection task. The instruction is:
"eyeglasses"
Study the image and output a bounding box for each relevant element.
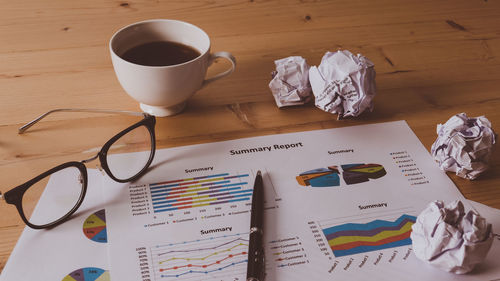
[0,109,156,229]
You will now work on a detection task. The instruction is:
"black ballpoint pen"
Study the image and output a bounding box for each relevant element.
[247,170,265,281]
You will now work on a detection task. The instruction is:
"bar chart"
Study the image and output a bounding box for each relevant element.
[149,173,252,213]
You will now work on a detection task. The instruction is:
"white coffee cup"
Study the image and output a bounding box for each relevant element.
[110,19,236,117]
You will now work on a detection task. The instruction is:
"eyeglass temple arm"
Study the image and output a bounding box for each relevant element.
[18,108,147,134]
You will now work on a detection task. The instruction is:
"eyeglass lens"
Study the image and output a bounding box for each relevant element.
[105,124,153,181]
[22,166,84,226]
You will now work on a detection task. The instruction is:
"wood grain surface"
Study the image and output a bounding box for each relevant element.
[1,0,499,274]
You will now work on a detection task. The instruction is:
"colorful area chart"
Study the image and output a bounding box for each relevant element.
[322,214,416,257]
[296,163,386,187]
[83,209,107,243]
[61,267,110,281]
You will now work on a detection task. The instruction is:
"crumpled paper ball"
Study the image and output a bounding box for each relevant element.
[431,113,496,180]
[268,56,312,107]
[411,200,493,274]
[309,50,376,119]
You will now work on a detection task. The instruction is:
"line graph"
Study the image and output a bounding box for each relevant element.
[158,242,247,264]
[151,234,249,280]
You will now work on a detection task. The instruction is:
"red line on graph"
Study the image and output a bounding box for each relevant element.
[158,252,247,272]
[172,200,194,207]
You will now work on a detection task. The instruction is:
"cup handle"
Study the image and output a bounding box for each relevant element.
[202,51,236,87]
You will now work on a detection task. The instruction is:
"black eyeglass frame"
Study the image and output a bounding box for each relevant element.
[2,113,156,229]
[4,161,88,229]
[98,114,156,183]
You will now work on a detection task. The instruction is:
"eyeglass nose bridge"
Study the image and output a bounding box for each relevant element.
[81,154,105,175]
[81,153,99,164]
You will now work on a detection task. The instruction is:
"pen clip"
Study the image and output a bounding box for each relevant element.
[250,226,263,235]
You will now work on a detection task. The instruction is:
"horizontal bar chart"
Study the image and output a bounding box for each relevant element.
[149,173,251,213]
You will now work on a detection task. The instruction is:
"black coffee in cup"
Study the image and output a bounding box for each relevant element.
[110,19,236,116]
[121,41,201,66]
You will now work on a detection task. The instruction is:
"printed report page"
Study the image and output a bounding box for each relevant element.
[102,121,500,281]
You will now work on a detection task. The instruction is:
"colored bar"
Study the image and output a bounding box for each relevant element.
[150,173,251,213]
[153,191,253,209]
[150,174,249,190]
[151,182,247,200]
[154,197,251,213]
[153,189,253,205]
[152,188,249,206]
[150,173,230,186]
[150,180,231,192]
[198,188,253,196]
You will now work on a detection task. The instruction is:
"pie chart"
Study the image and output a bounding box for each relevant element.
[296,164,387,187]
[341,163,387,185]
[83,209,107,243]
[62,267,110,281]
[296,166,340,187]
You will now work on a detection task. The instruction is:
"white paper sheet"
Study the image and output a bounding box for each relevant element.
[102,121,500,281]
[468,200,500,234]
[0,170,110,281]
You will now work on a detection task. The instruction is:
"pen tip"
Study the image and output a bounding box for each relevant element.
[257,170,261,176]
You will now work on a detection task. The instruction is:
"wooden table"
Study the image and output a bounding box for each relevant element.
[1,0,499,274]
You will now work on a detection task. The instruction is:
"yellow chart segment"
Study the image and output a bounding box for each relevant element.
[348,166,384,173]
[82,214,106,228]
[169,184,205,192]
[95,272,110,281]
[167,185,230,196]
[178,189,212,197]
[328,222,413,246]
